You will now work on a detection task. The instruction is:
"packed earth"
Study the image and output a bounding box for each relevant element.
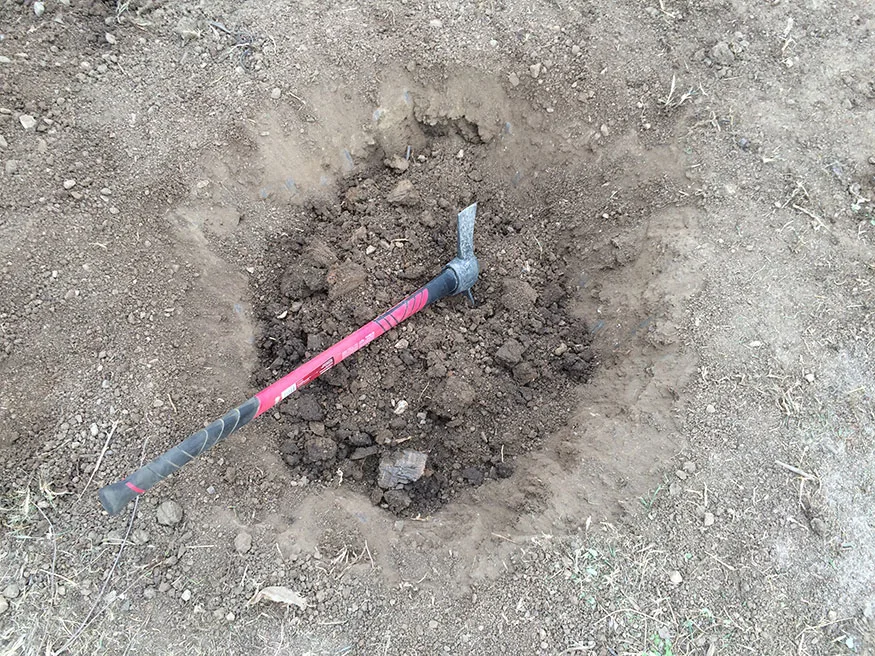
[0,0,873,655]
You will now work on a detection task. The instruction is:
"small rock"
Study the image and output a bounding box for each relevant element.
[669,570,683,585]
[270,87,282,99]
[349,432,373,447]
[105,33,117,45]
[703,512,715,527]
[429,620,439,630]
[143,587,157,599]
[0,135,7,149]
[304,436,337,463]
[393,399,409,415]
[675,470,688,481]
[181,589,192,602]
[682,461,696,473]
[571,44,581,55]
[156,500,184,526]
[529,62,542,78]
[428,18,442,28]
[804,373,815,383]
[3,583,20,599]
[369,487,384,505]
[386,179,420,206]
[429,376,476,419]
[90,423,98,436]
[383,489,412,512]
[5,160,18,175]
[290,395,323,422]
[394,338,410,350]
[350,445,380,460]
[385,155,409,172]
[501,279,538,311]
[0,56,11,65]
[512,362,538,385]
[19,114,37,131]
[326,261,367,299]
[461,467,484,485]
[152,398,164,408]
[234,532,252,554]
[133,529,150,544]
[0,597,7,615]
[495,339,524,368]
[706,404,716,413]
[158,582,171,593]
[810,517,826,536]
[378,450,428,489]
[33,1,45,16]
[710,41,735,66]
[508,72,520,87]
[495,461,515,478]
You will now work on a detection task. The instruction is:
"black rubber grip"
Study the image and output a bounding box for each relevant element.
[422,268,458,306]
[98,396,260,515]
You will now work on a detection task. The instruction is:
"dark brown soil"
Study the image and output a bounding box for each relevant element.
[251,138,594,514]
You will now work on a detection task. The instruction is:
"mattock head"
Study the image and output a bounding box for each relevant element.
[444,203,480,297]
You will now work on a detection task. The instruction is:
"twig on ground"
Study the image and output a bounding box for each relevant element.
[35,504,58,602]
[491,532,518,544]
[705,551,737,571]
[76,421,119,504]
[775,460,817,481]
[53,438,148,655]
[792,204,831,232]
[53,496,139,655]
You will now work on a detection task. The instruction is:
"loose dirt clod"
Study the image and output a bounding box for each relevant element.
[156,501,183,526]
[386,179,420,206]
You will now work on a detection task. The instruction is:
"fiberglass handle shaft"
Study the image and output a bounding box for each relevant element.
[97,268,460,515]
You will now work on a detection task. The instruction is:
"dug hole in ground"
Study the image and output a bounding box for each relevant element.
[0,0,873,654]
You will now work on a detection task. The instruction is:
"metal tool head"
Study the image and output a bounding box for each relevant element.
[444,203,479,297]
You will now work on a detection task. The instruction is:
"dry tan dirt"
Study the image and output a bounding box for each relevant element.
[1,0,874,654]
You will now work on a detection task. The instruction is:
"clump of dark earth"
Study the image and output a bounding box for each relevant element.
[252,141,594,515]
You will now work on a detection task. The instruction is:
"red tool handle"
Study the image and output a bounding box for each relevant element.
[97,269,457,515]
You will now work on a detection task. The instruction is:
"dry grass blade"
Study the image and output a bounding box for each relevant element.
[75,421,119,506]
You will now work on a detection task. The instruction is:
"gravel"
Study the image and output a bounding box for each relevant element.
[19,114,36,130]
